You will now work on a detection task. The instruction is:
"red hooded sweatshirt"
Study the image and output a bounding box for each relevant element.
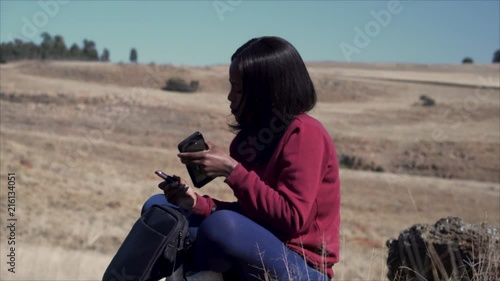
[192,113,341,278]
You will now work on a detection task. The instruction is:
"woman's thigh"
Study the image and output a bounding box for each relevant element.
[194,210,329,281]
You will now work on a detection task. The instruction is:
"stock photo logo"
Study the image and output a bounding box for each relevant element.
[212,0,242,21]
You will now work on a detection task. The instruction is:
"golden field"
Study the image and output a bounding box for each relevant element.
[0,60,498,280]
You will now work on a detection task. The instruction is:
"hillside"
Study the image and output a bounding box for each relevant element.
[0,61,498,280]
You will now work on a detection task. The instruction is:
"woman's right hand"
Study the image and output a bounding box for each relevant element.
[158,177,197,210]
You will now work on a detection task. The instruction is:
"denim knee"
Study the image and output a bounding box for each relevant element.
[197,210,243,249]
[141,194,169,215]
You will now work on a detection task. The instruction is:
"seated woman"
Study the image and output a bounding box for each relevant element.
[142,36,341,281]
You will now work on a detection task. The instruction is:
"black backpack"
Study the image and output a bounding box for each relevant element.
[103,204,191,281]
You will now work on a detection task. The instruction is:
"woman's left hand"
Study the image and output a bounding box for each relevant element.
[178,141,238,178]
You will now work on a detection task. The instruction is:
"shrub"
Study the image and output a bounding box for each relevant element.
[189,80,199,92]
[462,57,473,64]
[163,77,199,93]
[338,154,384,172]
[419,95,435,106]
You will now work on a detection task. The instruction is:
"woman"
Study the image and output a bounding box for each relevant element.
[142,36,340,280]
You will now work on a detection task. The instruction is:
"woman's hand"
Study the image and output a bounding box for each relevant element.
[178,141,238,178]
[158,177,197,210]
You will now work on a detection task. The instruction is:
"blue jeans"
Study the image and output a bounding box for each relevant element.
[142,194,330,281]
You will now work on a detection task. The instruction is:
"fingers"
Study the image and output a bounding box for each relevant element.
[162,181,190,202]
[177,151,206,161]
[158,180,189,192]
[165,190,184,205]
[165,187,185,199]
[180,159,206,167]
[179,155,209,167]
[177,177,189,186]
[157,174,189,190]
[158,181,170,190]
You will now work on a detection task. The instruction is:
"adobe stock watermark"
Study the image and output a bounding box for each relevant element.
[7,0,69,42]
[212,0,242,21]
[339,0,403,62]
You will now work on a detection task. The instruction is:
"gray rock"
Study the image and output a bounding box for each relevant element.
[386,217,499,280]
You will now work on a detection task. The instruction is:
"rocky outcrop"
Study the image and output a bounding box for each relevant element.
[386,217,499,280]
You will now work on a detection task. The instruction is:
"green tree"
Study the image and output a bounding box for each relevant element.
[100,48,110,62]
[130,48,137,63]
[69,43,81,59]
[0,48,6,64]
[53,35,67,59]
[13,39,25,59]
[82,39,98,61]
[40,32,53,59]
[493,49,500,63]
[0,43,9,62]
[0,43,13,62]
[25,42,41,59]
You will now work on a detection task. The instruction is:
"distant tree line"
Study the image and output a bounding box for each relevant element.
[0,32,110,63]
[0,32,141,64]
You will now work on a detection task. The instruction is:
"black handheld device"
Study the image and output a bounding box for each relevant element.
[178,131,213,188]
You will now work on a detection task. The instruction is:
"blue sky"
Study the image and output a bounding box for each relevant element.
[1,0,499,65]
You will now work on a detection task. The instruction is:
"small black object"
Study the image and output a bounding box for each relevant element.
[102,204,191,281]
[178,131,214,188]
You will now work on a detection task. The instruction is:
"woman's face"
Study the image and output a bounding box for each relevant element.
[228,61,244,122]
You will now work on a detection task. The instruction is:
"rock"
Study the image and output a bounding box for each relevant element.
[386,217,499,280]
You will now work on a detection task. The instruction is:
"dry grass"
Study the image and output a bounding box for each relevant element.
[467,231,500,281]
[0,61,498,280]
[0,244,111,280]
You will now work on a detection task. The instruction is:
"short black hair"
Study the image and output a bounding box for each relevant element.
[230,36,317,164]
[231,36,317,129]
